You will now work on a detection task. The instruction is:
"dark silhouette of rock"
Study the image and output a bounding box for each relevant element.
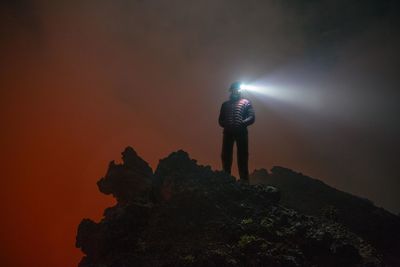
[77,147,385,267]
[250,166,400,266]
[250,168,270,185]
[97,146,153,204]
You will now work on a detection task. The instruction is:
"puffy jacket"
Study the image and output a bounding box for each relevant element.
[218,98,255,132]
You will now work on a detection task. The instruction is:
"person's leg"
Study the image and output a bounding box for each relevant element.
[236,131,249,182]
[221,132,234,174]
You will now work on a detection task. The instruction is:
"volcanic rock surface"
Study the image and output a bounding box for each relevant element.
[76,147,387,267]
[249,167,400,266]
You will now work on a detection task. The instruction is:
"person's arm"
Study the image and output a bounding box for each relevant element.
[218,103,226,128]
[243,101,255,126]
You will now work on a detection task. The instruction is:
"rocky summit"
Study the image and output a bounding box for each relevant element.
[76,147,385,267]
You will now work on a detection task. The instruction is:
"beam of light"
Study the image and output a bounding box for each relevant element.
[239,84,269,94]
[239,82,322,111]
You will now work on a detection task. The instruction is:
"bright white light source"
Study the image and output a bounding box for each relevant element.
[240,84,257,91]
[240,84,269,94]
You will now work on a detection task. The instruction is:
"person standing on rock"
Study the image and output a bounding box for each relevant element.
[218,81,255,183]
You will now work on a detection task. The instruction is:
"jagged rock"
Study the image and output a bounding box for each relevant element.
[77,147,384,267]
[250,168,270,185]
[97,146,153,203]
[250,166,400,266]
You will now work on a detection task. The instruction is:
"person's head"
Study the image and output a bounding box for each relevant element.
[229,81,242,100]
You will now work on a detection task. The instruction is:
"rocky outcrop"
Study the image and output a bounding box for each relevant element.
[250,166,400,266]
[96,146,153,204]
[76,147,384,267]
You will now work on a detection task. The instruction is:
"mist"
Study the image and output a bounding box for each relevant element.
[1,1,400,267]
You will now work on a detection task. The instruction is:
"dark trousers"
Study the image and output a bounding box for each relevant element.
[221,130,249,180]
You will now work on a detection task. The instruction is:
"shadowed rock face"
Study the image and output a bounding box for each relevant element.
[250,166,400,266]
[76,147,384,267]
[97,146,153,204]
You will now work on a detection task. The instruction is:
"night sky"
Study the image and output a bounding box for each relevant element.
[1,1,399,266]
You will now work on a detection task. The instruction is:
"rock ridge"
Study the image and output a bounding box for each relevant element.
[76,147,383,267]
